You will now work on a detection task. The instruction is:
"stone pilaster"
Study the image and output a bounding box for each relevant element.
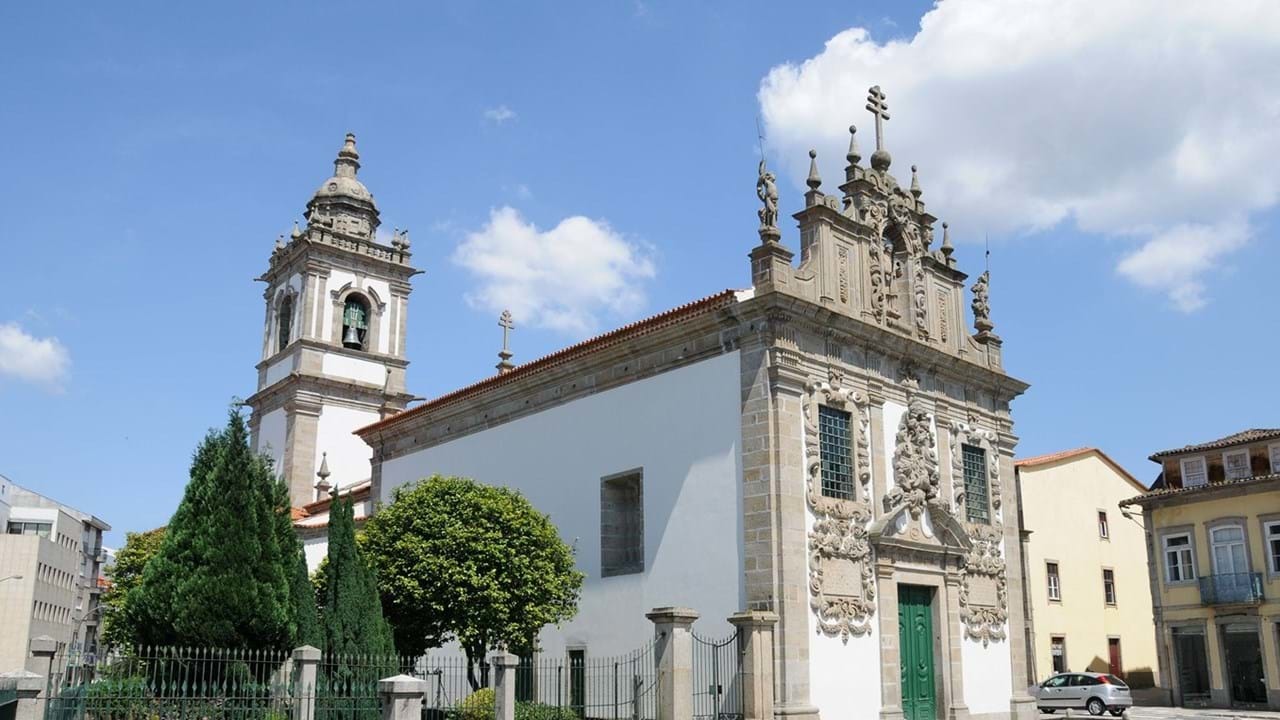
[876,562,904,720]
[941,575,970,720]
[284,398,323,505]
[867,384,888,520]
[997,438,1038,720]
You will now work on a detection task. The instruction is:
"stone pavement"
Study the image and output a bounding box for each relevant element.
[1039,707,1280,719]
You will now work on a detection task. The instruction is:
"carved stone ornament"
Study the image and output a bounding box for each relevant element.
[972,270,993,332]
[949,420,1002,517]
[862,201,890,323]
[958,523,1008,646]
[803,371,876,641]
[885,383,940,519]
[913,263,928,340]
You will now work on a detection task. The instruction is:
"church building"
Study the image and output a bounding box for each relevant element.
[250,88,1037,720]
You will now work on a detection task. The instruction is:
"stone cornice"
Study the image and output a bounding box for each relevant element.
[256,236,420,286]
[246,372,411,415]
[256,338,410,372]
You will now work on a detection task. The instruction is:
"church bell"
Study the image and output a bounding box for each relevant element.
[343,325,362,348]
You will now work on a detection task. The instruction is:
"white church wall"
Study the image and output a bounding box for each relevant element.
[961,629,1014,715]
[257,408,287,476]
[303,533,327,570]
[321,353,387,386]
[263,352,296,388]
[315,404,380,488]
[379,351,745,658]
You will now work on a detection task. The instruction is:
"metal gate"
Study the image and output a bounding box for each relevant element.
[691,629,742,720]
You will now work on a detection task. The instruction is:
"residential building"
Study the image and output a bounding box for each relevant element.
[1015,448,1159,687]
[0,481,110,673]
[1121,428,1280,710]
[253,89,1041,718]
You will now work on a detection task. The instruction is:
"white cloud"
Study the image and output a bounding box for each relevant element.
[452,207,657,335]
[0,322,70,391]
[1116,220,1249,312]
[483,105,517,124]
[758,0,1280,310]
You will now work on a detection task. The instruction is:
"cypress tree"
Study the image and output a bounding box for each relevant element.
[321,491,395,657]
[273,477,321,648]
[131,410,293,649]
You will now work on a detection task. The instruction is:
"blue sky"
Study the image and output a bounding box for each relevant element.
[1,1,1276,545]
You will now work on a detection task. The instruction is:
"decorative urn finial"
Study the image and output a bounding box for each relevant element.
[941,222,954,259]
[910,165,922,199]
[806,149,822,191]
[846,125,861,168]
[290,221,302,240]
[315,451,333,500]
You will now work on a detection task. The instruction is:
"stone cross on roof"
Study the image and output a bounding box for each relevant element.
[496,310,515,374]
[865,85,892,171]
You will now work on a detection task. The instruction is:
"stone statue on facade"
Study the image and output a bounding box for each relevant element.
[886,393,940,517]
[757,159,780,240]
[971,270,993,332]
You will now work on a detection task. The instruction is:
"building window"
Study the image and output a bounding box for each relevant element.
[818,406,854,500]
[1098,510,1110,539]
[1210,524,1248,577]
[1103,569,1117,605]
[962,444,990,524]
[1223,449,1251,480]
[1163,533,1196,582]
[6,521,52,538]
[1180,456,1207,487]
[568,649,586,718]
[1269,444,1280,474]
[1050,636,1067,674]
[1266,521,1280,575]
[600,470,643,577]
[1046,561,1061,601]
[277,295,293,352]
[341,296,370,350]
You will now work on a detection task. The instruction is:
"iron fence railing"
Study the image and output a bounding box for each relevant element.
[1198,572,1264,605]
[691,631,742,720]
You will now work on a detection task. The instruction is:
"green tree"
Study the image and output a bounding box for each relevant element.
[320,491,395,657]
[100,527,166,649]
[361,476,583,689]
[128,409,297,649]
[273,477,321,648]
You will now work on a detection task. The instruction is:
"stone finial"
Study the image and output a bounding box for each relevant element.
[846,125,861,167]
[290,221,302,240]
[910,165,922,199]
[941,222,954,261]
[806,150,822,191]
[865,85,892,172]
[275,234,285,252]
[756,159,781,242]
[496,310,515,374]
[334,132,360,178]
[972,270,993,333]
[315,452,332,499]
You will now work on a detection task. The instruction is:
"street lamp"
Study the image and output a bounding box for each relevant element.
[0,574,24,584]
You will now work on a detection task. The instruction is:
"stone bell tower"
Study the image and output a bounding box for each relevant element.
[246,133,419,507]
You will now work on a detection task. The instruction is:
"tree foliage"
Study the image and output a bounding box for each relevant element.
[320,491,395,657]
[361,476,583,685]
[100,527,166,649]
[273,477,320,648]
[128,409,313,649]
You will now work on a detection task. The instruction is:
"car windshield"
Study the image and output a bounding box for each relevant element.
[1104,675,1127,687]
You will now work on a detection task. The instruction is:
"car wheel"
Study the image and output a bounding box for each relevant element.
[1109,710,1124,717]
[1086,697,1106,716]
[1038,709,1054,715]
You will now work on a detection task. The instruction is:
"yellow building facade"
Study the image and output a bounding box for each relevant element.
[1017,448,1159,688]
[1122,429,1280,711]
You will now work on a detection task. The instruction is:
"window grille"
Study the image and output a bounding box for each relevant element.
[962,444,989,524]
[818,406,854,500]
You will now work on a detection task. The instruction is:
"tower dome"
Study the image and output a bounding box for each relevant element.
[305,133,380,239]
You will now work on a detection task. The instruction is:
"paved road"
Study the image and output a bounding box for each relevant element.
[1038,708,1280,719]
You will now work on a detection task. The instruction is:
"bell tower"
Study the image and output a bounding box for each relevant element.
[247,133,419,507]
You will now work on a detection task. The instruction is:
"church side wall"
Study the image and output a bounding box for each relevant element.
[378,351,745,658]
[257,408,287,477]
[315,403,380,489]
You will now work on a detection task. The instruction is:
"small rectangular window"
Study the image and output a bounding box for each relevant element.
[1103,569,1117,605]
[1047,562,1061,601]
[962,444,990,524]
[1050,636,1067,674]
[1180,456,1207,487]
[1163,534,1196,582]
[1269,444,1280,474]
[600,470,644,577]
[1265,521,1280,575]
[818,406,854,500]
[1098,511,1110,539]
[1223,449,1251,480]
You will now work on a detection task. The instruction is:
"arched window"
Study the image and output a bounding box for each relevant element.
[342,295,370,350]
[277,295,293,352]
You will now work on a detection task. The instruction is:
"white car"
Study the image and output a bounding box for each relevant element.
[1030,672,1132,716]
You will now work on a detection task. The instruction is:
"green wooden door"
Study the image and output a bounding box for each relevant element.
[899,585,937,720]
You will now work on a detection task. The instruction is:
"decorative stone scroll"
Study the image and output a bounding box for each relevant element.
[802,370,876,641]
[913,263,928,340]
[862,201,890,323]
[949,420,1002,517]
[958,523,1009,646]
[885,381,939,518]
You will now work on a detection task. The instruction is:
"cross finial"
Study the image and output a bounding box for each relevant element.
[496,310,515,374]
[865,85,893,172]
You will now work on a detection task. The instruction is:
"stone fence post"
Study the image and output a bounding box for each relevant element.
[489,651,518,720]
[292,645,321,720]
[29,635,57,720]
[379,675,427,720]
[647,607,698,720]
[0,671,44,720]
[728,610,777,720]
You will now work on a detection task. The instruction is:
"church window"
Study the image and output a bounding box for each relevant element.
[818,406,854,500]
[962,444,990,524]
[277,295,293,352]
[600,470,643,577]
[342,296,370,350]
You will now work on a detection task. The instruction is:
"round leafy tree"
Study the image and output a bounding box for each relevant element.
[361,476,583,687]
[100,527,166,649]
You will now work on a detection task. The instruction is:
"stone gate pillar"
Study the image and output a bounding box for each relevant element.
[729,610,778,720]
[648,607,698,720]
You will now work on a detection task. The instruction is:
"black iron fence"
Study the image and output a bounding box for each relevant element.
[691,631,742,720]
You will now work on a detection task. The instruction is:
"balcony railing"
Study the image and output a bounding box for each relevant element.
[1198,572,1264,605]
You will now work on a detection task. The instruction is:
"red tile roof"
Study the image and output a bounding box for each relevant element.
[1015,447,1148,493]
[1149,428,1280,461]
[357,289,742,436]
[1121,471,1279,507]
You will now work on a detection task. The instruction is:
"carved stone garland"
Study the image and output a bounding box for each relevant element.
[885,386,939,518]
[950,420,1009,646]
[803,371,876,641]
